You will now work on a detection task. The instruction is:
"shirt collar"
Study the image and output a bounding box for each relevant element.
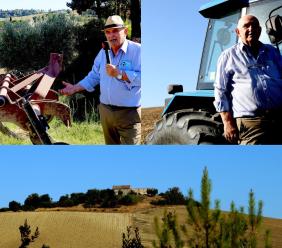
[119,39,128,54]
[238,40,265,55]
[238,40,266,51]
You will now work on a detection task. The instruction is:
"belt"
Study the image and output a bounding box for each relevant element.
[254,108,282,117]
[102,103,139,111]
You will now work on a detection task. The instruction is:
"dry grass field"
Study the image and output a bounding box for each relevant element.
[0,211,132,248]
[0,204,281,248]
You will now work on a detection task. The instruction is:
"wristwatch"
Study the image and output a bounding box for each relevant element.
[116,71,123,80]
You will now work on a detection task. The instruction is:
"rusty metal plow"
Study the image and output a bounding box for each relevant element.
[0,53,71,144]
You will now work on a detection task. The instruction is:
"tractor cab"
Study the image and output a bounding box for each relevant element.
[198,0,282,91]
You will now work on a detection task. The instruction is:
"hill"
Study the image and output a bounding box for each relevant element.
[1,202,282,247]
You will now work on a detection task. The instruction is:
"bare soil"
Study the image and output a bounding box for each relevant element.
[141,107,163,144]
[1,196,282,247]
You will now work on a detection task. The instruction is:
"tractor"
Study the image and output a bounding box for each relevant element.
[146,0,282,144]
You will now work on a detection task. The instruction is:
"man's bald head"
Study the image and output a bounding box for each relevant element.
[236,15,261,47]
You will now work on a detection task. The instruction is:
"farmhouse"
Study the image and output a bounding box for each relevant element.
[112,185,148,196]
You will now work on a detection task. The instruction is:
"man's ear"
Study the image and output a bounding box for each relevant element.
[258,26,262,36]
[124,28,128,36]
[235,28,240,37]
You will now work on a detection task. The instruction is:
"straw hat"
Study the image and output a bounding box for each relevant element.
[103,15,125,30]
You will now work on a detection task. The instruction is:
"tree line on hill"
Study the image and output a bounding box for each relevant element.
[1,185,207,212]
[0,9,44,18]
[1,188,159,212]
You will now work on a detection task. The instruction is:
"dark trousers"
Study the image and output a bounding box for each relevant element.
[98,103,141,145]
[236,111,282,144]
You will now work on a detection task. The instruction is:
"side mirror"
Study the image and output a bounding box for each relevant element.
[265,5,282,45]
[167,84,183,95]
[266,14,282,44]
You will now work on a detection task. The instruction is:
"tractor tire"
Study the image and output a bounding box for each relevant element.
[146,109,227,144]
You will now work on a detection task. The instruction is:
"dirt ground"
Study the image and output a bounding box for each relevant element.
[141,107,163,144]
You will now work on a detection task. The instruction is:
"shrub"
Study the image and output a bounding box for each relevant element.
[147,188,158,197]
[122,226,144,248]
[19,219,40,248]
[24,193,40,210]
[0,13,77,72]
[152,187,186,206]
[58,195,75,207]
[119,194,141,206]
[100,189,118,208]
[9,200,22,212]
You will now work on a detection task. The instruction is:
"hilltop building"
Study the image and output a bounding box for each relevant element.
[112,185,148,196]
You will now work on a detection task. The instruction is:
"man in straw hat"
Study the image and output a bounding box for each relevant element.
[59,15,141,145]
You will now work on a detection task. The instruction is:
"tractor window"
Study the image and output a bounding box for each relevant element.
[247,0,282,53]
[197,11,241,90]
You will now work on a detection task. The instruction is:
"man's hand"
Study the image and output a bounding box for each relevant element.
[220,112,239,144]
[59,81,83,96]
[106,64,119,77]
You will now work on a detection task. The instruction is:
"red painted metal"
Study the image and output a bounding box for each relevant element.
[0,53,71,135]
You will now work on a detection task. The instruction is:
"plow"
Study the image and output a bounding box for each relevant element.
[0,53,71,144]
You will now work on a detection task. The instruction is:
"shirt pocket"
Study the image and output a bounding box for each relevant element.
[264,60,281,78]
[119,60,132,71]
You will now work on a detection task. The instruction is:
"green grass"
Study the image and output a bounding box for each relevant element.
[49,118,104,144]
[0,119,105,145]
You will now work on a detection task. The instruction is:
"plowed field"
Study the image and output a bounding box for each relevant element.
[141,107,163,144]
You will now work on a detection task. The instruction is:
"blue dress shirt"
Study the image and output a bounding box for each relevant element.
[214,41,282,118]
[79,39,141,107]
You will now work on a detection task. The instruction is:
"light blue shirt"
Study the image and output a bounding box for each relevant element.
[79,39,141,107]
[214,41,282,118]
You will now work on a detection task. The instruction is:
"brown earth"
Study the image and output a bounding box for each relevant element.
[141,107,163,144]
[1,196,282,247]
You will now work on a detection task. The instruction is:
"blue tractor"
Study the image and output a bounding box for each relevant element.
[146,0,282,144]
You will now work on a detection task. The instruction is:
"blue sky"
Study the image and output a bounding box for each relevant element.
[142,0,209,107]
[0,1,281,220]
[0,0,69,11]
[0,146,282,219]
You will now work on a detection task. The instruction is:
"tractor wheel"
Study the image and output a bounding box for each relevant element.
[146,109,227,144]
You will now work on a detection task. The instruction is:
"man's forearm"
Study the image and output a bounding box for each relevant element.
[72,83,84,94]
[220,111,235,125]
[220,111,239,143]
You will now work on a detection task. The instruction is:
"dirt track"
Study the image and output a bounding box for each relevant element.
[141,107,163,144]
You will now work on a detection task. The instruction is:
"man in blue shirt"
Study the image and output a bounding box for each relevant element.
[214,15,282,144]
[59,15,141,145]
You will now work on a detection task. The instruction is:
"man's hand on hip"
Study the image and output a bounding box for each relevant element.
[220,111,239,144]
